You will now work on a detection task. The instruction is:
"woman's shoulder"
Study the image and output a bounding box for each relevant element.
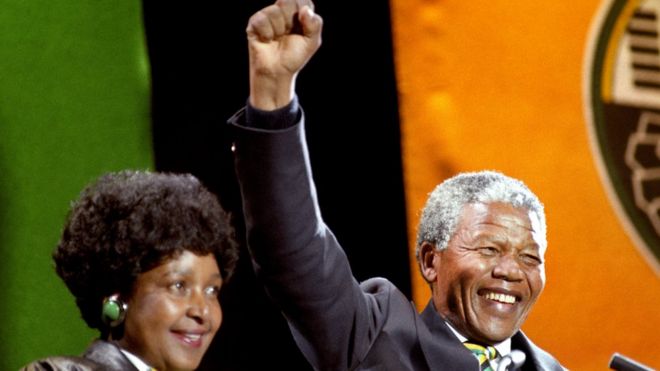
[19,355,101,371]
[19,340,135,371]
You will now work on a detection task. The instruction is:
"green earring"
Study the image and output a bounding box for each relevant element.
[101,294,127,327]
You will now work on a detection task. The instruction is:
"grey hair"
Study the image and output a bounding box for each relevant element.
[415,170,546,258]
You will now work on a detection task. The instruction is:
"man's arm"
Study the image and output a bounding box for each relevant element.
[230,1,385,369]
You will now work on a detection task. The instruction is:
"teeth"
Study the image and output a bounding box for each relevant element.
[185,334,201,341]
[484,292,516,304]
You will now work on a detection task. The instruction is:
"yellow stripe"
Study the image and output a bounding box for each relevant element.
[463,343,483,351]
[602,0,642,102]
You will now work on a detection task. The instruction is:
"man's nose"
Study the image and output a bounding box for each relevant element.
[492,253,524,281]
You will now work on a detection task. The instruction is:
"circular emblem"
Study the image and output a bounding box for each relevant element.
[584,0,660,273]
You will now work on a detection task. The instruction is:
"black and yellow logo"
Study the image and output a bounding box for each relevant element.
[584,0,660,273]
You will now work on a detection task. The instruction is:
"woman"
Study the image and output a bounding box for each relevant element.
[21,170,239,371]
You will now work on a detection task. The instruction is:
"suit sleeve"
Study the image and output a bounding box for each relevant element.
[229,106,384,370]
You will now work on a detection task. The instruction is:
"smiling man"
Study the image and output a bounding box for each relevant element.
[415,173,555,369]
[230,0,565,370]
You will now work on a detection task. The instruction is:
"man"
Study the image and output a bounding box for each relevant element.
[229,0,565,369]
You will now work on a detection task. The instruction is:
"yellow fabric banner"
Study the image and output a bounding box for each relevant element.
[391,1,660,369]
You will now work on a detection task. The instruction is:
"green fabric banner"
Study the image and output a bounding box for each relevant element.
[0,1,152,368]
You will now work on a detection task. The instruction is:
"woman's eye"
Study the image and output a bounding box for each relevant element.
[205,286,221,297]
[170,281,186,291]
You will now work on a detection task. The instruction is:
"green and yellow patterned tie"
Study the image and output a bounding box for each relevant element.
[463,342,499,371]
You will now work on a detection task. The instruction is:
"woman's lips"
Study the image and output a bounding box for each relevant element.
[172,331,205,348]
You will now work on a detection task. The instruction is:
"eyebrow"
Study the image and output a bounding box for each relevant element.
[472,231,540,249]
[161,269,222,280]
[477,219,535,231]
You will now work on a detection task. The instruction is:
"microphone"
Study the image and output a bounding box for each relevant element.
[496,350,526,371]
[609,353,654,371]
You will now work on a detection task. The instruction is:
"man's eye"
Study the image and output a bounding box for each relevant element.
[479,247,498,255]
[521,254,542,265]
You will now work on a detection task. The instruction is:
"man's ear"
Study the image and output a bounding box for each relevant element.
[419,241,439,283]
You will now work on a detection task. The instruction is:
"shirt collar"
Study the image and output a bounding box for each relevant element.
[120,349,154,371]
[444,320,512,357]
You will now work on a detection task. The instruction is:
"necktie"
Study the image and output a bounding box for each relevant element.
[463,342,499,371]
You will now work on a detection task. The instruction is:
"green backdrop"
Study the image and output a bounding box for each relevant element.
[0,1,152,369]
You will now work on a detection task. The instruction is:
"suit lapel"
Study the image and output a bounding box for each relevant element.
[512,331,565,371]
[416,301,563,371]
[418,301,478,371]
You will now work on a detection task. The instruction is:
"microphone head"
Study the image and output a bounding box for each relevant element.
[509,350,526,368]
[496,350,527,371]
[609,352,654,371]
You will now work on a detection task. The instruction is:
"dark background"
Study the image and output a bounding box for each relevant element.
[142,1,410,369]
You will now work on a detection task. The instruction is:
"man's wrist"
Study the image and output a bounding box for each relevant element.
[245,95,300,130]
[249,72,297,111]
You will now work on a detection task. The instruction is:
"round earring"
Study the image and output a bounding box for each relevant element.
[101,294,127,327]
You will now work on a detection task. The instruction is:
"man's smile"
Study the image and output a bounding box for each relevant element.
[482,291,517,304]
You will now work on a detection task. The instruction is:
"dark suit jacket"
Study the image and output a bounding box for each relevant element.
[230,104,564,371]
[20,340,138,371]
